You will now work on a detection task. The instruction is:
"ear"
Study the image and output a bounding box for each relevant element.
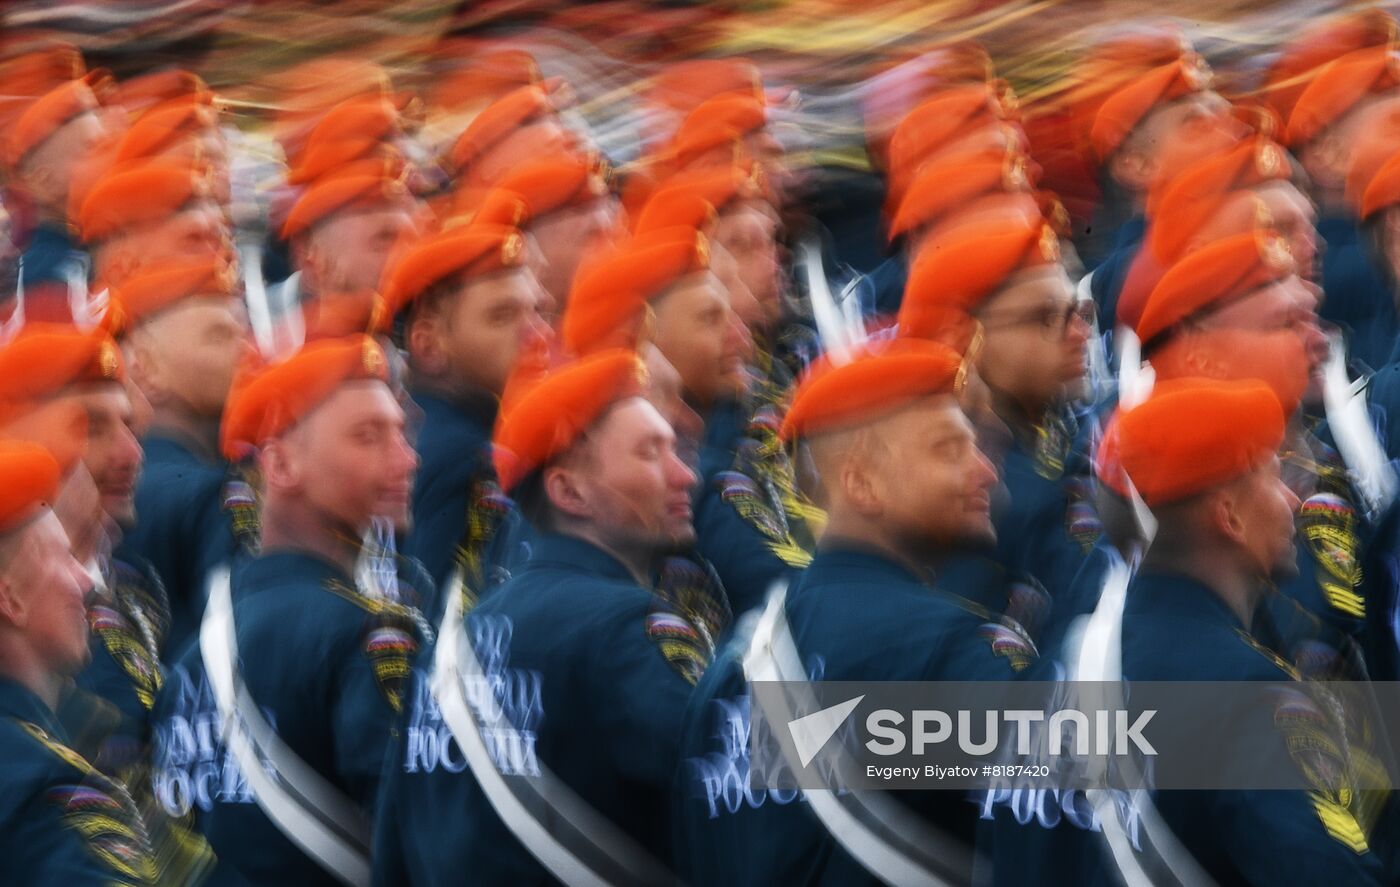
[0,565,28,629]
[125,332,165,404]
[1210,489,1248,547]
[407,306,449,378]
[543,465,592,521]
[840,456,883,517]
[259,438,301,493]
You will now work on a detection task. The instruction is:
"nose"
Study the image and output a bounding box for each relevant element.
[119,420,142,467]
[666,449,698,491]
[972,447,999,492]
[393,429,419,476]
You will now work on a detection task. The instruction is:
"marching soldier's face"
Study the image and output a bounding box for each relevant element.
[438,268,553,396]
[1197,185,1319,282]
[97,201,231,284]
[558,397,697,552]
[975,266,1090,414]
[20,109,109,212]
[305,204,421,296]
[862,397,998,548]
[1114,93,1238,194]
[280,380,418,533]
[69,385,142,529]
[1226,457,1301,582]
[528,197,619,305]
[713,202,783,328]
[650,272,749,408]
[1193,275,1327,402]
[0,511,93,677]
[131,297,249,419]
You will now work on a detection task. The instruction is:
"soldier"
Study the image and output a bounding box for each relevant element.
[561,226,793,615]
[381,222,550,616]
[151,334,425,885]
[1084,49,1241,328]
[4,65,112,298]
[0,439,159,885]
[898,214,1097,632]
[1113,135,1316,333]
[279,155,424,340]
[0,322,216,882]
[77,159,231,290]
[1113,378,1391,884]
[117,255,250,656]
[1284,45,1400,367]
[461,150,620,317]
[857,82,1024,317]
[444,84,576,211]
[676,337,1031,886]
[373,349,707,884]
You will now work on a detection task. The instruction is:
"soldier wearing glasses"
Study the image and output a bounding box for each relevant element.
[899,210,1099,645]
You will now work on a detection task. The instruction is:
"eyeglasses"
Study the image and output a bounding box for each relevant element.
[980,300,1096,341]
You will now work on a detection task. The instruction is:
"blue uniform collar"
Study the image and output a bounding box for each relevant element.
[1128,569,1248,632]
[523,533,641,585]
[1111,215,1146,250]
[1316,213,1359,249]
[0,678,65,739]
[412,387,498,433]
[142,428,224,467]
[804,542,933,589]
[241,548,355,594]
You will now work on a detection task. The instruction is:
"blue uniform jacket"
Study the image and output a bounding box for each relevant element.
[127,432,241,657]
[1318,214,1397,372]
[693,399,810,617]
[674,545,1034,887]
[0,678,156,885]
[152,550,426,886]
[404,389,529,624]
[1119,570,1390,885]
[372,533,699,886]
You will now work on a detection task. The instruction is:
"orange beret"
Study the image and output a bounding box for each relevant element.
[1146,138,1291,264]
[1090,54,1212,161]
[890,153,1033,240]
[464,188,531,228]
[1136,229,1296,347]
[1115,378,1285,506]
[472,151,609,226]
[670,94,767,168]
[647,59,763,114]
[115,98,219,164]
[780,338,965,441]
[281,160,410,240]
[220,335,389,459]
[109,69,211,116]
[0,324,124,405]
[1263,9,1395,125]
[1346,107,1400,214]
[0,45,85,104]
[448,85,553,174]
[887,85,1008,179]
[1362,148,1400,218]
[898,215,1061,339]
[1286,46,1400,148]
[493,349,648,492]
[286,95,400,185]
[79,159,213,243]
[425,45,542,112]
[562,227,711,355]
[111,254,239,328]
[4,72,105,169]
[633,162,766,235]
[381,224,526,318]
[302,291,389,340]
[0,441,64,534]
